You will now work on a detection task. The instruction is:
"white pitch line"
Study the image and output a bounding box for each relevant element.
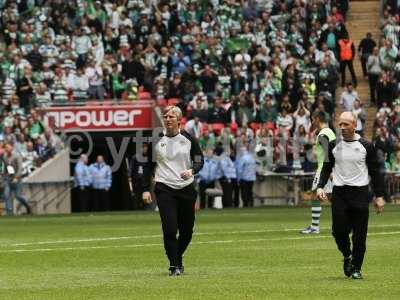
[1,231,400,253]
[3,228,301,247]
[4,223,400,247]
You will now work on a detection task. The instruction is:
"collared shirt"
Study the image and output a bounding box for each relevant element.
[340,90,359,111]
[74,161,91,188]
[216,154,237,179]
[236,150,257,181]
[318,135,384,197]
[89,163,112,190]
[198,156,219,184]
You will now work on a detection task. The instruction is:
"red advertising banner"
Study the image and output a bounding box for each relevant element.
[40,102,154,132]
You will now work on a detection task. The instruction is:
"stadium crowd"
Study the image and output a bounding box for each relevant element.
[0,0,349,166]
[0,0,373,210]
[365,1,400,174]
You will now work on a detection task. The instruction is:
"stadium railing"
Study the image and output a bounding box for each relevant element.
[385,171,400,203]
[254,172,315,206]
[21,179,74,215]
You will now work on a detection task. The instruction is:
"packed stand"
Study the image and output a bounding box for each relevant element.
[364,2,400,174]
[0,108,63,177]
[361,1,400,201]
[0,1,352,180]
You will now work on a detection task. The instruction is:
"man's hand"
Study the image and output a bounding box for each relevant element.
[142,191,152,204]
[316,188,328,202]
[373,197,385,214]
[180,169,193,180]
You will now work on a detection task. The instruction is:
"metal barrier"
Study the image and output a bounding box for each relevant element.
[255,171,400,206]
[19,179,74,215]
[385,171,400,203]
[254,172,315,206]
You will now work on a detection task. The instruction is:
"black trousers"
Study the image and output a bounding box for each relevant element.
[220,178,233,208]
[154,182,197,267]
[91,189,110,211]
[340,60,357,86]
[368,74,379,104]
[240,180,254,207]
[76,187,90,212]
[360,55,369,77]
[331,185,369,270]
[198,181,214,209]
[232,179,240,208]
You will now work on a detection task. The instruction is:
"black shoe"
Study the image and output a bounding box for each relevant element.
[168,266,181,276]
[343,256,353,277]
[351,269,363,279]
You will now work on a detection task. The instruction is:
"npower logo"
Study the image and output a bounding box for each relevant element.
[47,109,142,128]
[41,105,156,132]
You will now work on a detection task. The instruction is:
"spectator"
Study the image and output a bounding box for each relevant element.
[72,28,92,68]
[72,68,89,102]
[254,132,275,174]
[390,150,400,172]
[236,142,257,207]
[85,59,105,100]
[73,154,91,212]
[208,95,228,125]
[89,155,112,211]
[358,32,377,79]
[293,102,311,134]
[184,115,203,140]
[34,83,52,107]
[352,99,367,136]
[367,47,381,104]
[34,136,55,163]
[188,92,208,122]
[319,22,341,59]
[16,66,34,113]
[3,142,31,215]
[215,144,237,208]
[198,149,219,209]
[199,127,216,152]
[258,96,278,124]
[22,141,39,176]
[338,33,357,87]
[374,126,394,171]
[199,65,218,97]
[276,109,294,138]
[340,82,359,111]
[376,72,395,108]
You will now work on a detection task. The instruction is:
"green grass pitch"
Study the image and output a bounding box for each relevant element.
[0,206,399,300]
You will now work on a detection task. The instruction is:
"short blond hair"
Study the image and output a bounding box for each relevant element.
[164,105,183,121]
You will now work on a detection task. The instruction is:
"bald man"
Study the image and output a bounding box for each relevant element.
[317,112,385,279]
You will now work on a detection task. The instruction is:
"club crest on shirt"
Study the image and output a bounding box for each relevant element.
[160,142,166,147]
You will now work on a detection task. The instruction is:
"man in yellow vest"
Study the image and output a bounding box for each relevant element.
[301,111,336,234]
[339,33,357,87]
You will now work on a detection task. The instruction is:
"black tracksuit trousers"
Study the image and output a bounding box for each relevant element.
[154,182,197,267]
[331,185,369,270]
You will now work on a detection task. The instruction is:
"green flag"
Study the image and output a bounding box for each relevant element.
[86,0,96,17]
[225,38,250,54]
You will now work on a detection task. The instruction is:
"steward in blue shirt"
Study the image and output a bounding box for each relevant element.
[89,155,112,211]
[236,143,257,207]
[198,149,219,208]
[74,154,91,212]
[215,144,236,208]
